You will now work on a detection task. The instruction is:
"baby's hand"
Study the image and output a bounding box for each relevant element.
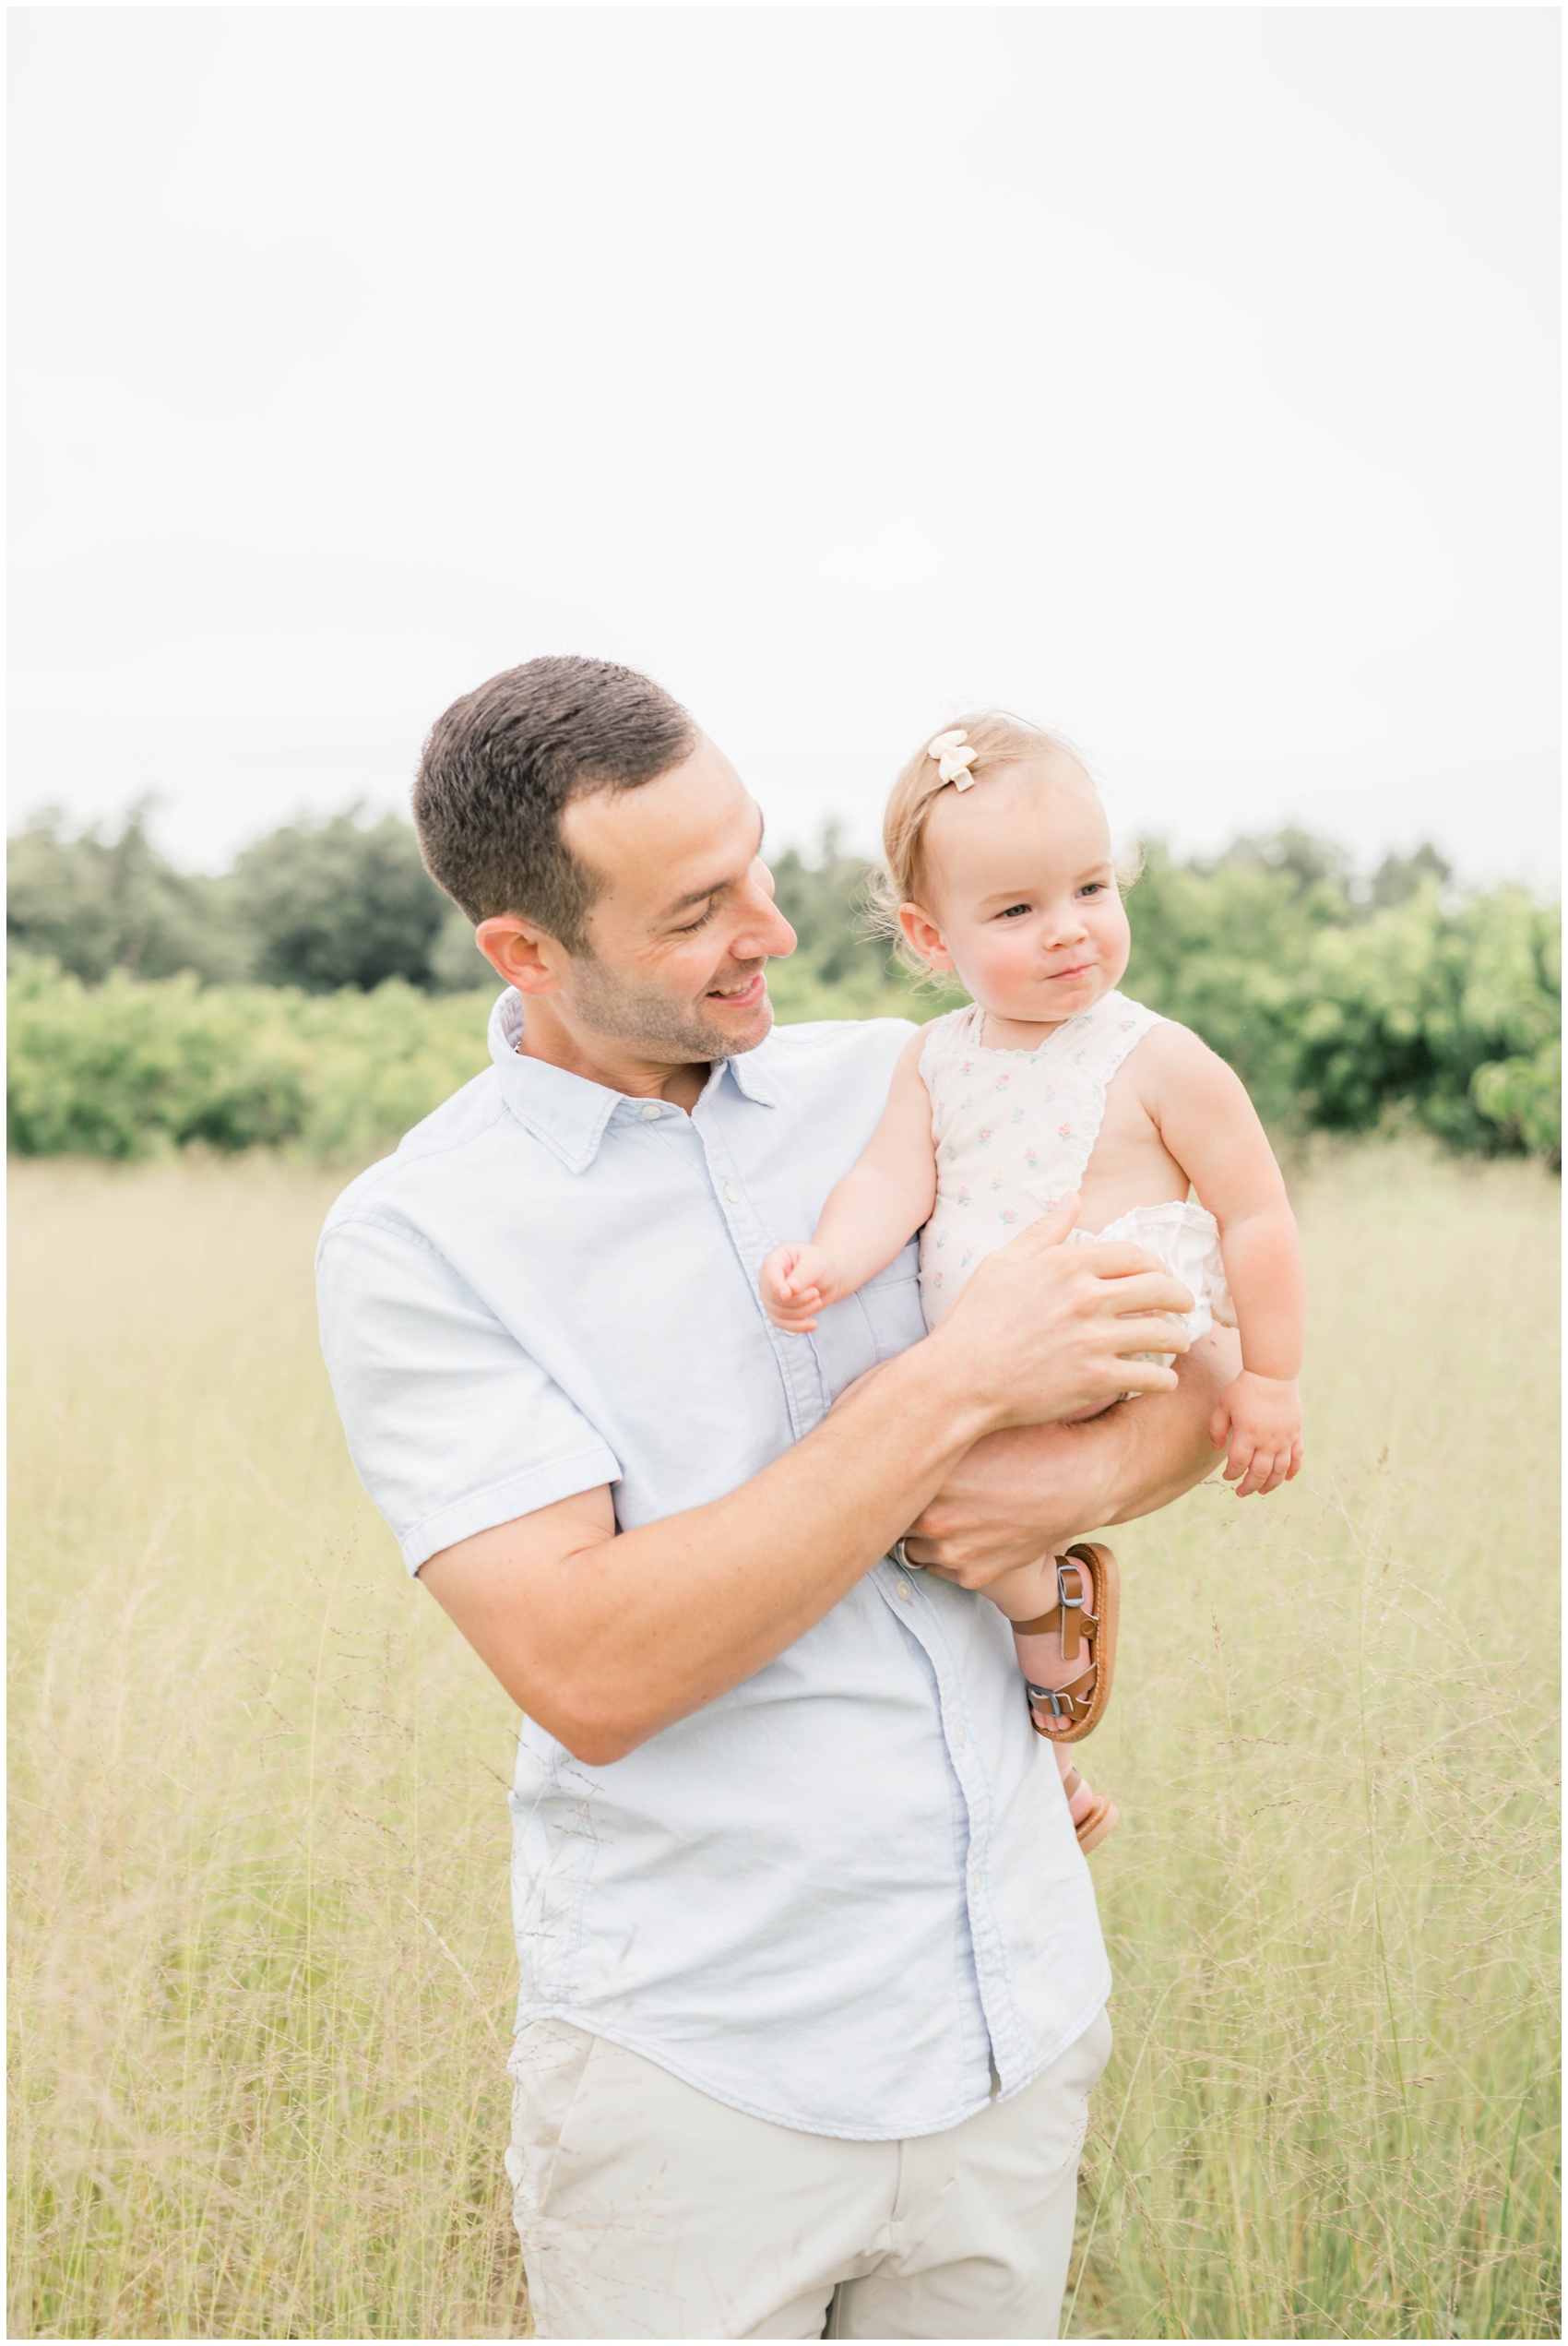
[1209,1371,1303,1498]
[759,1243,844,1334]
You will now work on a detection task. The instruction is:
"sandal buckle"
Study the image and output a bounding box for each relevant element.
[1056,1560,1097,1661]
[1025,1681,1090,1722]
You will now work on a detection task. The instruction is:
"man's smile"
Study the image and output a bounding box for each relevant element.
[706,970,766,1007]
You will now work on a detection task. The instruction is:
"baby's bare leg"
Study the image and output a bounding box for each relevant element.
[983,1555,1094,1744]
[942,1335,1243,1831]
[982,1555,1106,1825]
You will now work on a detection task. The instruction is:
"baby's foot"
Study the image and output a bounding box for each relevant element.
[1058,1758,1120,1852]
[1014,1615,1078,1735]
[1009,1549,1111,1739]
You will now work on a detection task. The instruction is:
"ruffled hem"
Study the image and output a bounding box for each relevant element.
[1066,1200,1237,1336]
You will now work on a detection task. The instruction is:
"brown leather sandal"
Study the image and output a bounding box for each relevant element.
[1011,1541,1121,1745]
[1061,1766,1120,1853]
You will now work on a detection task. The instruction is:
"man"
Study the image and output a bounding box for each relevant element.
[317,656,1237,2340]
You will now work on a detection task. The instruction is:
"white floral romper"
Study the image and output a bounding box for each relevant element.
[917,990,1236,1362]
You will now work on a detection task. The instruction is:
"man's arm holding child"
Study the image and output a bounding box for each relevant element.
[422,1209,1194,1765]
[897,1321,1241,1583]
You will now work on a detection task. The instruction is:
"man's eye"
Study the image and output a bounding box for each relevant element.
[675,904,717,935]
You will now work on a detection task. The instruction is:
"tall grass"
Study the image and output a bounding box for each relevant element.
[7,1144,1560,2338]
[9,1159,528,2338]
[1077,1145,1561,2339]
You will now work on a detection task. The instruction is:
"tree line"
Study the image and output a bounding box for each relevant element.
[6,801,494,993]
[6,804,1560,1164]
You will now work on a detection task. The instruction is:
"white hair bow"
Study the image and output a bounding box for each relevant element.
[928,729,979,789]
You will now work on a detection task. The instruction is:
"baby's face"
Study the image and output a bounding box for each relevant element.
[905,756,1131,1026]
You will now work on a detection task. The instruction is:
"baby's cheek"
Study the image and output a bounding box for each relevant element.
[967,931,1037,1015]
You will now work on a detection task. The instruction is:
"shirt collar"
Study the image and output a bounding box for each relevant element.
[723,1042,778,1109]
[488,989,776,1172]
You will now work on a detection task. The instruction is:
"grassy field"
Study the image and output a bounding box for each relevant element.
[7,1143,1560,2339]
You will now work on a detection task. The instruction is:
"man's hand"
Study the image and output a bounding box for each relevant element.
[1209,1369,1303,1498]
[928,1197,1195,1430]
[422,1195,1196,1763]
[899,1327,1243,1590]
[759,1242,845,1334]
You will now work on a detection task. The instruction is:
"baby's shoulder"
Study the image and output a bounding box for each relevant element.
[915,1001,980,1076]
[1120,1011,1231,1101]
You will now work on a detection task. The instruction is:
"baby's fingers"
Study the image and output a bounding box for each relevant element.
[768,1294,820,1332]
[1208,1402,1232,1452]
[1223,1432,1257,1488]
[1250,1431,1306,1496]
[1234,1446,1279,1498]
[759,1246,798,1302]
[1253,1449,1291,1497]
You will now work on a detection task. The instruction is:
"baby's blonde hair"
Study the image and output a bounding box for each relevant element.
[871,710,1089,970]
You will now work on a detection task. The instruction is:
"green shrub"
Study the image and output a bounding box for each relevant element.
[6,859,1559,1164]
[1472,1039,1562,1161]
[1293,885,1561,1159]
[1122,841,1349,1125]
[1123,855,1559,1163]
[6,959,493,1163]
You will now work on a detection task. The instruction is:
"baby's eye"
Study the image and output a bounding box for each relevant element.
[1078,882,1108,899]
[994,903,1030,921]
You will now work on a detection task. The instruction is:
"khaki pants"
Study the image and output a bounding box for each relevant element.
[505,2009,1112,2340]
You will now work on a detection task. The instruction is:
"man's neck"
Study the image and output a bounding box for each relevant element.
[513,994,710,1112]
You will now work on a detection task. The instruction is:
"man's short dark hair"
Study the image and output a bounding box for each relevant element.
[413,655,697,950]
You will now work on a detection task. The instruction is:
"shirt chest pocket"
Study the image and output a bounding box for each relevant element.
[810,1243,925,1398]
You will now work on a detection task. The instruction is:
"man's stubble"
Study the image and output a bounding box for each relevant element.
[567,952,774,1066]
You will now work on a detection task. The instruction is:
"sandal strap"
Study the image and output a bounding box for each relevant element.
[1024,1663,1098,1721]
[1011,1560,1099,1661]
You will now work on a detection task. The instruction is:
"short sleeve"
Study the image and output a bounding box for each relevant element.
[316,1214,622,1574]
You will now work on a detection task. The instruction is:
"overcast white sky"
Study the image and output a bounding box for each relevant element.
[8,6,1561,884]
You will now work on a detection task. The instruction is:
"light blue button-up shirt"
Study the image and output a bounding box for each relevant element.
[317,990,1109,2140]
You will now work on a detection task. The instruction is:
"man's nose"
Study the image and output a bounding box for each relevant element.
[733,887,796,961]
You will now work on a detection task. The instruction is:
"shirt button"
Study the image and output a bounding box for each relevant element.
[640,1102,662,1120]
[954,1721,968,1748]
[897,1581,912,1603]
[724,1183,740,1203]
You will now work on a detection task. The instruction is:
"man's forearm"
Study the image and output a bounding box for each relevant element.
[422,1337,992,1764]
[422,1213,1199,1761]
[905,1328,1241,1583]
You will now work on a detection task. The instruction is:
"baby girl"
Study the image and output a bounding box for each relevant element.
[760,712,1306,1852]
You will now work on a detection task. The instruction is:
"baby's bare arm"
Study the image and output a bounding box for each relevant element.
[1137,1023,1305,1380]
[1134,1023,1305,1495]
[759,1029,938,1331]
[786,1029,937,1297]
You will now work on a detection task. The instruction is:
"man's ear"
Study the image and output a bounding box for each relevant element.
[475,914,571,995]
[898,903,956,974]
